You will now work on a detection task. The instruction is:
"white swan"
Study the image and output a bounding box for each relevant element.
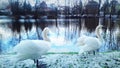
[13,27,51,61]
[76,25,104,55]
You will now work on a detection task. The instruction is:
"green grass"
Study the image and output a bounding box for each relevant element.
[100,50,120,54]
[46,52,78,55]
[1,50,120,56]
[46,50,120,55]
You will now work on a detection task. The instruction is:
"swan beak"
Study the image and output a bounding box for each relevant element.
[102,26,107,29]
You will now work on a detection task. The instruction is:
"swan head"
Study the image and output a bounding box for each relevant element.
[96,25,107,30]
[95,25,104,34]
[96,25,103,29]
[43,27,50,33]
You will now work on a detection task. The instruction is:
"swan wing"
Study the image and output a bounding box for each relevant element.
[77,36,86,46]
[14,40,50,55]
[32,40,51,54]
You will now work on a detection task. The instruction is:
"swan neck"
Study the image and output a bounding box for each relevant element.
[95,26,103,43]
[42,29,50,42]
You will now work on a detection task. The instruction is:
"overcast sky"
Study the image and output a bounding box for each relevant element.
[1,0,120,8]
[27,0,120,7]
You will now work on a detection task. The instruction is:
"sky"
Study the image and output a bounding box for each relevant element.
[1,0,118,7]
[28,0,120,6]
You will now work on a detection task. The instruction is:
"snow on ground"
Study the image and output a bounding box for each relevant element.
[0,51,120,68]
